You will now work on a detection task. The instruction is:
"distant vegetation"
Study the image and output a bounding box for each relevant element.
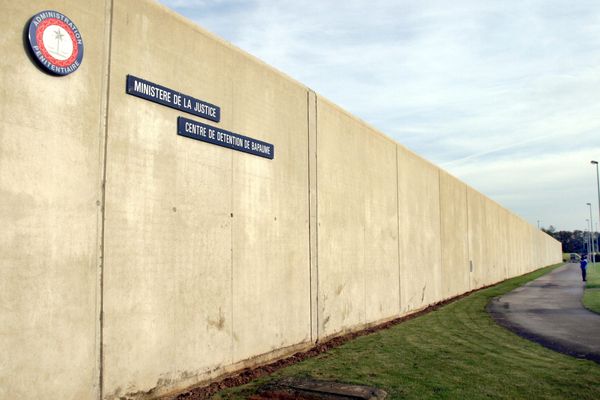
[542,226,597,255]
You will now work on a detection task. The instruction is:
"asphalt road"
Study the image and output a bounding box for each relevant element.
[488,263,600,363]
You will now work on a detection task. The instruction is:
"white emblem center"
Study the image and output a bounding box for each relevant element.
[42,25,73,60]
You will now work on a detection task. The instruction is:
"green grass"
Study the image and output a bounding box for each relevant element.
[583,262,600,314]
[214,264,600,400]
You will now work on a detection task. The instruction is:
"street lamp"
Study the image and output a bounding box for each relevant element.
[586,219,591,255]
[588,203,595,260]
[592,221,600,260]
[592,160,600,262]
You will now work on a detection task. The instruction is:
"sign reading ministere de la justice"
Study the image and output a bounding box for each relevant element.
[126,75,275,159]
[126,75,221,122]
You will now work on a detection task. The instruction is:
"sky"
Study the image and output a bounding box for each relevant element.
[158,0,600,232]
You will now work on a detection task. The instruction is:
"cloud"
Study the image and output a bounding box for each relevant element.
[452,148,600,230]
[159,0,600,230]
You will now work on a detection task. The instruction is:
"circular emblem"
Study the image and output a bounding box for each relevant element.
[27,10,84,76]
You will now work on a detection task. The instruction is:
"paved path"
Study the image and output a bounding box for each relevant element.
[488,263,600,363]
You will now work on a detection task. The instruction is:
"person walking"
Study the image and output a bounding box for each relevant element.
[580,254,588,282]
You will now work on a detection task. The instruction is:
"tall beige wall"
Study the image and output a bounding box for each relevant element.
[0,0,562,399]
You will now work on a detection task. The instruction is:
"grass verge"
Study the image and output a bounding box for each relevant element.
[213,264,600,400]
[583,262,600,314]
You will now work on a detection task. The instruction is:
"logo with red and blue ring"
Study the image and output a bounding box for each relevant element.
[28,10,84,76]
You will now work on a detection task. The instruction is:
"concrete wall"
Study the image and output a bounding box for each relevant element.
[101,1,311,397]
[0,0,562,399]
[440,171,471,299]
[397,147,442,314]
[0,1,109,399]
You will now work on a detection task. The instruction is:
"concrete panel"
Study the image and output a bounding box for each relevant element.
[102,2,234,396]
[517,218,525,274]
[497,206,510,281]
[363,126,400,324]
[439,171,470,299]
[537,228,546,271]
[512,215,524,276]
[500,208,511,280]
[317,98,399,338]
[102,0,310,397]
[467,188,487,290]
[229,43,311,362]
[528,225,536,271]
[483,199,505,285]
[506,214,517,278]
[0,1,108,399]
[397,147,442,314]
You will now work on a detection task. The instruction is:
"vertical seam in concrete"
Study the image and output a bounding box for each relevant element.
[504,211,509,280]
[314,94,319,342]
[483,196,488,283]
[363,210,367,325]
[438,169,444,299]
[98,1,115,398]
[307,90,313,343]
[362,136,368,324]
[465,185,471,291]
[230,117,235,364]
[307,90,319,343]
[225,77,236,366]
[396,146,401,315]
[306,89,315,343]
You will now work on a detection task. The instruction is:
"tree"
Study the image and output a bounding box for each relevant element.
[547,230,585,254]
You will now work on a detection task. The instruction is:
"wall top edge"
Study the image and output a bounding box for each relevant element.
[148,0,311,93]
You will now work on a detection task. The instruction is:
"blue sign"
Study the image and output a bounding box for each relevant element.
[126,75,220,122]
[177,117,274,160]
[28,10,84,76]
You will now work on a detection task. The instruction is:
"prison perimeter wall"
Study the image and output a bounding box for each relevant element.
[0,1,562,399]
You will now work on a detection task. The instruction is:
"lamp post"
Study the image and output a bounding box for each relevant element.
[588,203,595,261]
[592,160,600,263]
[537,220,540,230]
[592,221,600,260]
[586,219,590,255]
